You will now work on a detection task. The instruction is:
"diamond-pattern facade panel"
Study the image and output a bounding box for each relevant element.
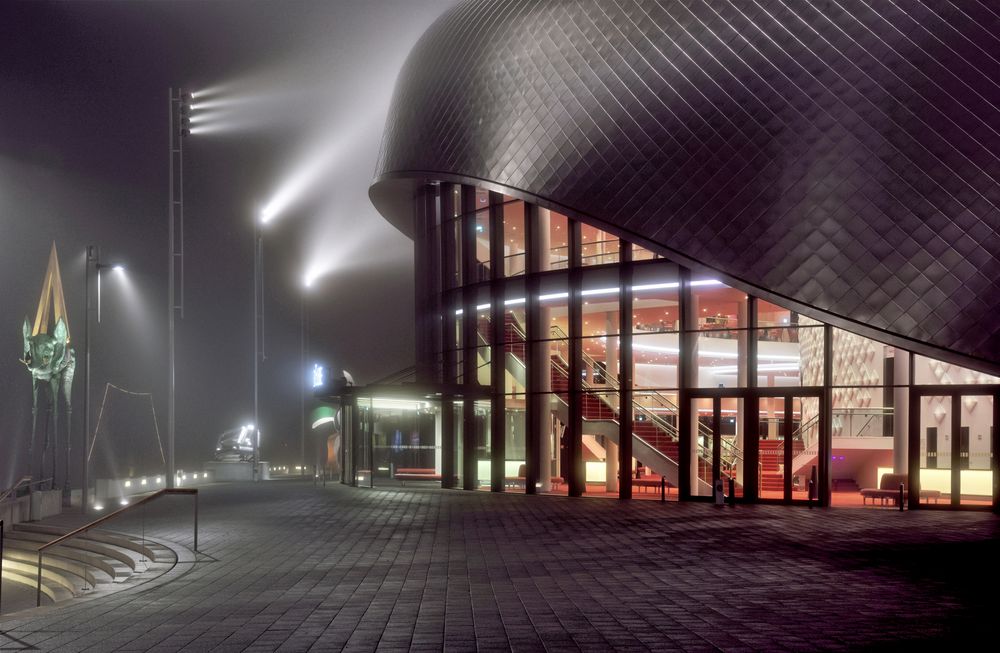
[373,0,1000,366]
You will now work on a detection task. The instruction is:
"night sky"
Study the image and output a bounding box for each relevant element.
[0,0,457,487]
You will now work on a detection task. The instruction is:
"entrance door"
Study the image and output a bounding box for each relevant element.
[914,389,998,508]
[689,394,745,500]
[757,391,823,503]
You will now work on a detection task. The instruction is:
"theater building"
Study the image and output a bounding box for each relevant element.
[346,0,1000,509]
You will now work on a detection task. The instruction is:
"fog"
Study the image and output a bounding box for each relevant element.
[0,0,458,489]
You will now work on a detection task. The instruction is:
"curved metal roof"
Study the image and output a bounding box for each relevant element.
[371,0,1000,369]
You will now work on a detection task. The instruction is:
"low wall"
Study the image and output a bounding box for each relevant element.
[1,495,31,529]
[30,489,62,520]
[203,461,270,481]
[94,470,213,504]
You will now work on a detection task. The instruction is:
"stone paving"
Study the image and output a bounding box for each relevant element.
[1,479,997,651]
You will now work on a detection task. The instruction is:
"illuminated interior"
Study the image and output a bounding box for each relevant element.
[340,183,998,510]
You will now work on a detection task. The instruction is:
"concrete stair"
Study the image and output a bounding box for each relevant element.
[0,522,176,611]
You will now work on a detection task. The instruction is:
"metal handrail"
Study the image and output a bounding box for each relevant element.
[0,477,53,504]
[551,324,728,456]
[36,488,197,606]
[0,477,31,503]
[514,315,742,476]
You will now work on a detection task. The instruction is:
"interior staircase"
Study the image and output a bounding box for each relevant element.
[500,315,729,493]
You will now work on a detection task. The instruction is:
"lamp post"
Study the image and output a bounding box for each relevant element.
[253,213,264,481]
[167,87,193,490]
[82,246,125,515]
[301,277,312,477]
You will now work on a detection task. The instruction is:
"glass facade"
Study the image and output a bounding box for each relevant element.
[352,182,999,511]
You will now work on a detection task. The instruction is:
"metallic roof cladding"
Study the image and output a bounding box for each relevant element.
[371,0,1000,371]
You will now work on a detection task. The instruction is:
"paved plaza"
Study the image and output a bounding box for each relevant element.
[2,480,997,651]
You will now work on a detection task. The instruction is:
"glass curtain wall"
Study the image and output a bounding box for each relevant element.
[416,182,998,510]
[631,265,680,498]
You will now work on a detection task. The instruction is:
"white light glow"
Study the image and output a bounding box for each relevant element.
[581,287,619,297]
[369,397,429,411]
[191,84,232,100]
[632,281,679,291]
[120,499,129,506]
[312,416,336,429]
[504,297,526,306]
[189,111,229,125]
[261,138,343,224]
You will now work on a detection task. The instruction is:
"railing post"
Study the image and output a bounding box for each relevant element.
[899,482,905,512]
[728,477,736,507]
[660,475,665,503]
[808,480,814,509]
[36,550,43,607]
[193,490,199,551]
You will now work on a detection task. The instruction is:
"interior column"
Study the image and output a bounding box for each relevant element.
[892,348,909,473]
[736,301,747,487]
[605,312,619,492]
[539,208,552,492]
[688,288,700,496]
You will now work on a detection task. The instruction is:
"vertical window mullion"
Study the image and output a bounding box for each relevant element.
[462,186,478,490]
[678,267,693,500]
[619,239,633,500]
[568,220,583,496]
[525,202,541,494]
[489,192,505,492]
[439,183,457,488]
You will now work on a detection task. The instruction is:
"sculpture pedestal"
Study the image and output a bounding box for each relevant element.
[204,460,270,481]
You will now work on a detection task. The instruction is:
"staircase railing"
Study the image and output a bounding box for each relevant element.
[507,314,749,488]
[35,488,198,606]
[0,477,54,504]
[511,316,743,483]
[0,477,32,503]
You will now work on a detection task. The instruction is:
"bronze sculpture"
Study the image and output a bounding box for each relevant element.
[21,244,75,485]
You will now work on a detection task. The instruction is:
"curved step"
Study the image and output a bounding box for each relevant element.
[2,536,126,582]
[3,533,135,581]
[16,524,162,564]
[0,558,84,595]
[3,548,112,588]
[7,530,144,573]
[1,567,72,603]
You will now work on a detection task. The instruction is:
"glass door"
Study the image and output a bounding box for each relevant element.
[917,395,951,505]
[915,390,997,509]
[757,390,823,503]
[689,394,745,500]
[959,395,993,507]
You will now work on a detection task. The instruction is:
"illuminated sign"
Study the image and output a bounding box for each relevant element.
[312,363,324,388]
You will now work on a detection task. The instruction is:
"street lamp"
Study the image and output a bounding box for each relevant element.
[301,275,312,477]
[167,88,195,490]
[252,210,265,481]
[82,246,125,515]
